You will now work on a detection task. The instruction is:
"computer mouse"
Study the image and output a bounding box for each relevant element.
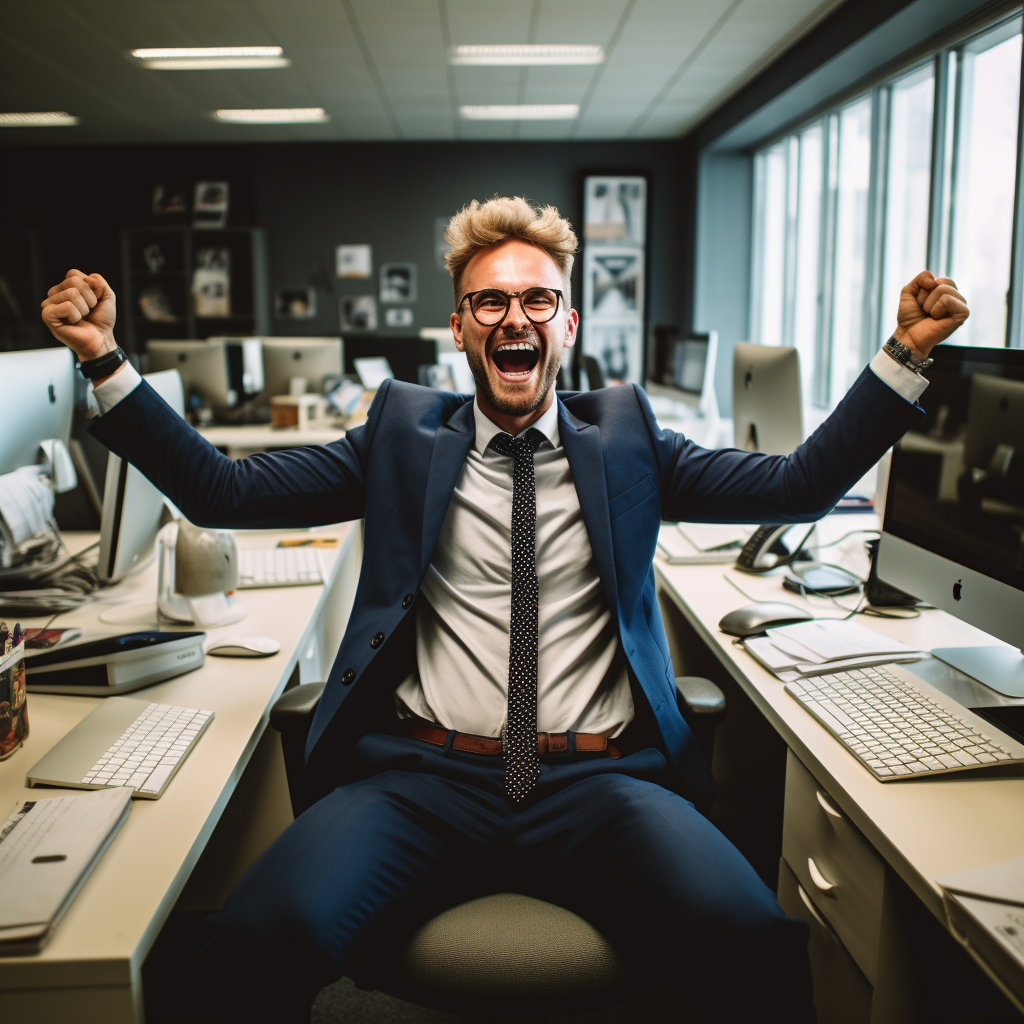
[207,636,282,658]
[718,602,814,638]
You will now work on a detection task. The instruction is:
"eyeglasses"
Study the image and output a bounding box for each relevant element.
[458,287,563,326]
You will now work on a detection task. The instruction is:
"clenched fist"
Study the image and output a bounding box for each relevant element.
[41,270,117,363]
[893,271,969,360]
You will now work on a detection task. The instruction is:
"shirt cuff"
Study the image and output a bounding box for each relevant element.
[869,348,929,405]
[92,362,142,415]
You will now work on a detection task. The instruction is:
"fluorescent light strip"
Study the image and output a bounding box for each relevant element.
[131,46,289,70]
[0,112,79,127]
[450,44,603,65]
[213,108,329,124]
[459,104,579,120]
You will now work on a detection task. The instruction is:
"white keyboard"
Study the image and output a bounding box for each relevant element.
[81,703,213,798]
[786,664,1024,780]
[236,547,323,588]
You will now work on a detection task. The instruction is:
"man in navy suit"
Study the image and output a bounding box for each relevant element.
[43,197,967,1022]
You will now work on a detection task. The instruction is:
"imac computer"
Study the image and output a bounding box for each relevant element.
[98,369,185,582]
[647,328,719,418]
[343,336,437,385]
[732,342,803,455]
[146,339,263,409]
[0,348,75,475]
[878,343,1024,695]
[257,338,342,397]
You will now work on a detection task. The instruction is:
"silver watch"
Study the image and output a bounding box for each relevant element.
[884,336,933,374]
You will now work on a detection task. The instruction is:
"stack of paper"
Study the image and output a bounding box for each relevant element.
[657,523,752,565]
[743,619,925,681]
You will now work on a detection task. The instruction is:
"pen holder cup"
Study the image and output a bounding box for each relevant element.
[0,644,28,761]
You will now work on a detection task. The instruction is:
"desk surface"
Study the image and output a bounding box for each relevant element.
[654,515,1024,929]
[0,524,354,995]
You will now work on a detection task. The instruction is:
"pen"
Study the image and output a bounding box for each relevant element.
[11,624,22,648]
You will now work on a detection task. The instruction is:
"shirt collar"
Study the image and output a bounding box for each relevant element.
[473,395,561,456]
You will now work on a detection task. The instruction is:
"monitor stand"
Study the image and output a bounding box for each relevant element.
[932,647,1024,698]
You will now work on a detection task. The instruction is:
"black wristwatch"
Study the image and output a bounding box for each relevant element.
[78,346,128,380]
[884,336,933,375]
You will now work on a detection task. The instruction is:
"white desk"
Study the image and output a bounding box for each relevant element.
[0,524,361,1023]
[654,515,1024,1020]
[197,419,348,459]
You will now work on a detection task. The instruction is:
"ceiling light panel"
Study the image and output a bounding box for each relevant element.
[450,44,603,65]
[213,107,330,123]
[459,104,579,120]
[132,46,290,69]
[0,112,80,127]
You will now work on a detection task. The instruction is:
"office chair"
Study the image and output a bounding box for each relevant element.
[270,675,725,1019]
[581,354,606,390]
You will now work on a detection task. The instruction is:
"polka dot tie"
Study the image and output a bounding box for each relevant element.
[489,427,546,803]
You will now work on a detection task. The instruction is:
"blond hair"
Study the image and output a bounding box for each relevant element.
[444,196,577,306]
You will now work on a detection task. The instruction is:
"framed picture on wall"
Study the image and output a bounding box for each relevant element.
[339,295,378,331]
[275,287,316,319]
[583,176,646,246]
[581,174,648,385]
[380,263,417,303]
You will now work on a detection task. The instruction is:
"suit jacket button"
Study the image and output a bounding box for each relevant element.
[370,631,385,649]
[341,668,356,685]
[401,594,414,610]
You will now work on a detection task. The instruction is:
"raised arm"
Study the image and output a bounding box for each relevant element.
[41,270,372,529]
[652,271,969,523]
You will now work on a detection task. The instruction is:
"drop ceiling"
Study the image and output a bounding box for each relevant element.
[0,0,845,145]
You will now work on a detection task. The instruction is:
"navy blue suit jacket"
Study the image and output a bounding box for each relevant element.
[90,369,922,803]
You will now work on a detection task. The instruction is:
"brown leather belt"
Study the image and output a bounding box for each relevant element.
[410,725,621,759]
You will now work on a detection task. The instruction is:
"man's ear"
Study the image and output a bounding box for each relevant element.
[563,307,580,349]
[450,311,465,351]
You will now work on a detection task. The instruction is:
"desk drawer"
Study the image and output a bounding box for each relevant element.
[783,750,885,983]
[778,857,872,1024]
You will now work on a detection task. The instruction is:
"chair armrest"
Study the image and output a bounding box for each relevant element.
[270,681,326,818]
[675,676,726,719]
[270,680,326,733]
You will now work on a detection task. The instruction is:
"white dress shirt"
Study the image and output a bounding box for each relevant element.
[393,398,634,738]
[93,350,928,739]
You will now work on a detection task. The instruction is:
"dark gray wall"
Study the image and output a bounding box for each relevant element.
[0,140,686,356]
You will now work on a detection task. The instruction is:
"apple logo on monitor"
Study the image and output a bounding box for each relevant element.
[953,579,962,601]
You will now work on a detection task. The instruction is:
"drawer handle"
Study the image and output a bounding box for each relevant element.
[808,857,836,894]
[797,881,828,929]
[815,789,843,819]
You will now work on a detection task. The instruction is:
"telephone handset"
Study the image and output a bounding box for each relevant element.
[734,523,817,574]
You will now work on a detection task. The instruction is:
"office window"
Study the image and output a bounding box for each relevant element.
[828,98,873,403]
[750,11,1024,413]
[947,20,1022,346]
[792,125,824,402]
[879,66,934,348]
[751,141,787,348]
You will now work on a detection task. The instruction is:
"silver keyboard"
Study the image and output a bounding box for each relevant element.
[786,664,1024,781]
[81,703,213,797]
[236,547,323,588]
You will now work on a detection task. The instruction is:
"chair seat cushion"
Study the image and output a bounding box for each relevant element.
[400,893,623,1001]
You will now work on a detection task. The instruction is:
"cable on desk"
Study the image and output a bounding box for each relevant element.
[0,525,105,614]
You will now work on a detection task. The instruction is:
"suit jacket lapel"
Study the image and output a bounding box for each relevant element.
[421,397,475,571]
[558,402,619,619]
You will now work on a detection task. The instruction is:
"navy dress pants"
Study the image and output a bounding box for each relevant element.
[200,733,814,1023]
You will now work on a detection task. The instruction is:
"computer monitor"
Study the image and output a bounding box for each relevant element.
[0,348,75,476]
[98,369,185,582]
[258,338,342,397]
[146,339,263,408]
[343,336,437,385]
[648,328,719,417]
[732,342,803,455]
[878,344,1024,695]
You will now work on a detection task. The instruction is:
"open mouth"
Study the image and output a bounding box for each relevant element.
[492,341,540,381]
